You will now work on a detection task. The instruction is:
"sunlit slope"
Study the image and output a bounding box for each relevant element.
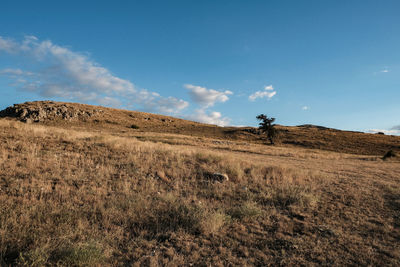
[1,100,399,155]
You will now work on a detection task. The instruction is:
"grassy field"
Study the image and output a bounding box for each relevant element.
[1,102,400,266]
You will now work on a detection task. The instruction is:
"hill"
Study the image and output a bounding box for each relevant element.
[1,101,399,156]
[0,101,399,266]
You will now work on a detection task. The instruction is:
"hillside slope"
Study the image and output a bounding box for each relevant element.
[1,101,399,156]
[0,115,399,266]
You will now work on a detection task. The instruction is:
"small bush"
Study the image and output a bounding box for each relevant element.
[265,184,317,209]
[383,150,397,160]
[52,242,104,267]
[17,248,49,267]
[131,194,204,236]
[200,210,230,235]
[17,242,104,267]
[130,124,140,129]
[229,201,263,221]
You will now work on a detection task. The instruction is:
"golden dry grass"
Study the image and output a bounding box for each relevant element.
[0,110,400,266]
[3,101,399,156]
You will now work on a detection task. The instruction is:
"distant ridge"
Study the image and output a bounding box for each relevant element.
[1,101,399,156]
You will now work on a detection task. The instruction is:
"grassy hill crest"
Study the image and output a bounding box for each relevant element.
[1,100,399,156]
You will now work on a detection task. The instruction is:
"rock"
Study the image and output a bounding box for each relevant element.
[205,172,229,182]
[0,101,101,123]
[20,108,28,117]
[156,170,170,183]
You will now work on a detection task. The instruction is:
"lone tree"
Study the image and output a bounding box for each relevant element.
[256,114,276,145]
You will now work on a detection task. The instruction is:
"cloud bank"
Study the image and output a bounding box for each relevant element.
[0,36,188,113]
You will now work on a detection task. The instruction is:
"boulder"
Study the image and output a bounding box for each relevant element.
[205,172,229,182]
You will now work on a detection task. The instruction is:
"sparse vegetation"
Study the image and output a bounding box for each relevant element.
[228,201,263,221]
[383,149,397,160]
[0,102,399,265]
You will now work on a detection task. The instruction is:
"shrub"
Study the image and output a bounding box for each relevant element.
[199,210,230,235]
[228,201,263,221]
[265,184,318,209]
[130,124,140,129]
[383,150,397,160]
[17,242,104,267]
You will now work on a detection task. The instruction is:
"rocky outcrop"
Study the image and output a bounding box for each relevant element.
[0,101,103,123]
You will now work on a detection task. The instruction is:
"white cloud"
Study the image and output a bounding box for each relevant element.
[381,69,389,73]
[248,85,277,101]
[183,84,232,125]
[0,35,188,114]
[184,84,233,107]
[187,109,230,126]
[302,106,310,110]
[249,90,276,101]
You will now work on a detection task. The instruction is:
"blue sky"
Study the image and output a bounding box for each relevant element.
[0,0,399,134]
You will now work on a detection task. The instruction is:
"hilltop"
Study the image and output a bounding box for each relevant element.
[1,101,399,156]
[0,101,399,265]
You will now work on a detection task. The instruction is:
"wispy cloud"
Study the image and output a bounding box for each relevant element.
[302,106,310,110]
[373,67,390,75]
[0,35,188,114]
[248,85,277,101]
[0,68,34,76]
[0,36,19,53]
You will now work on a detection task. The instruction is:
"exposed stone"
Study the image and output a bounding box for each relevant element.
[0,101,101,123]
[204,172,229,182]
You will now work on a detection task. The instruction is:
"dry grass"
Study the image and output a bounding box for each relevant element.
[3,101,399,156]
[0,116,400,266]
